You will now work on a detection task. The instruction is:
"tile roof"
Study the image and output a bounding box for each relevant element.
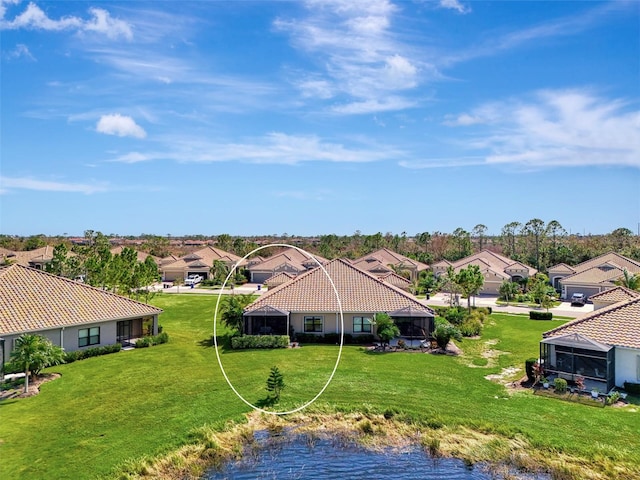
[352,248,429,272]
[11,245,56,266]
[560,265,625,285]
[589,286,640,303]
[162,246,243,270]
[248,248,327,272]
[245,258,434,315]
[0,264,162,335]
[264,272,295,288]
[547,263,576,274]
[552,252,640,275]
[543,296,640,349]
[433,250,536,278]
[377,272,412,289]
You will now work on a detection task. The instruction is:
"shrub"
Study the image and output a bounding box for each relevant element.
[323,333,341,344]
[444,306,467,326]
[351,334,375,345]
[525,358,538,382]
[624,382,640,394]
[606,391,620,405]
[153,331,169,345]
[554,378,568,393]
[2,360,22,375]
[231,335,290,349]
[529,311,553,320]
[459,317,482,337]
[433,323,462,350]
[135,337,152,348]
[295,333,322,344]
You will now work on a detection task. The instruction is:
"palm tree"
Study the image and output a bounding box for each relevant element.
[615,269,640,291]
[10,334,64,393]
[220,294,255,335]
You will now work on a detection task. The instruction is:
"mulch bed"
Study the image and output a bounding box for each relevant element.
[0,373,60,401]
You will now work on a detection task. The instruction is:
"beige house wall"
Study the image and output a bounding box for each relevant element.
[289,311,376,336]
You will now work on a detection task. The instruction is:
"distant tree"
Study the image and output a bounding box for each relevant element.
[24,235,46,251]
[418,270,439,296]
[374,313,400,351]
[450,228,472,260]
[545,220,567,266]
[210,260,230,285]
[472,224,488,251]
[10,334,64,393]
[523,218,546,271]
[528,273,552,306]
[500,222,522,259]
[442,266,461,307]
[220,294,255,335]
[216,234,233,252]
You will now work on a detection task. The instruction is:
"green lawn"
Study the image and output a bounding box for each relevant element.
[1,295,638,479]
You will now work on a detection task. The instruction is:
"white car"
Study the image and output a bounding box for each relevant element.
[184,274,203,286]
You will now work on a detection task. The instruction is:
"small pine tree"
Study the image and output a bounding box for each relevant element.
[266,366,285,403]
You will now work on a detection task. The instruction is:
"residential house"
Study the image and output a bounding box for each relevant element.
[541,295,640,391]
[10,245,58,270]
[110,246,159,264]
[589,286,640,311]
[547,252,640,300]
[0,264,162,363]
[243,258,435,339]
[264,272,295,289]
[351,248,428,281]
[247,248,327,284]
[160,246,243,282]
[431,250,537,295]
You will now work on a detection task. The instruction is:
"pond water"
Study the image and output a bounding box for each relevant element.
[204,431,550,480]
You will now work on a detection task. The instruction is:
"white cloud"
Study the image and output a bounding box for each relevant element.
[96,114,146,138]
[449,90,640,169]
[0,2,132,40]
[5,43,35,60]
[110,132,403,165]
[274,0,430,114]
[0,175,108,194]
[438,0,471,15]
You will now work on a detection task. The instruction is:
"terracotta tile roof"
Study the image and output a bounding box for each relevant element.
[248,248,327,273]
[547,263,576,274]
[450,250,537,276]
[589,286,640,303]
[162,246,243,270]
[352,248,428,272]
[11,245,56,266]
[245,258,434,314]
[543,296,640,349]
[553,252,640,275]
[560,265,625,285]
[0,264,162,335]
[377,272,412,290]
[264,272,295,288]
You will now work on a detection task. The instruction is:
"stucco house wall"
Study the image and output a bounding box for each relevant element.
[616,347,640,387]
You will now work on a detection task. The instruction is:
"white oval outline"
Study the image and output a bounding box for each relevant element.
[213,243,344,415]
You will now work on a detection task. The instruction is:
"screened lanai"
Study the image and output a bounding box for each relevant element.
[540,333,615,392]
[243,305,290,336]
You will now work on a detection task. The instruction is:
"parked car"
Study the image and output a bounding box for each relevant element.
[184,274,203,286]
[570,293,587,306]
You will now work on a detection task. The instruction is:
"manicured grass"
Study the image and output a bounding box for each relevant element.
[1,295,638,479]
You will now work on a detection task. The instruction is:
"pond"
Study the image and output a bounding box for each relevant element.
[204,430,550,480]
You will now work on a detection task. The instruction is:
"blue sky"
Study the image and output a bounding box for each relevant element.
[1,0,639,237]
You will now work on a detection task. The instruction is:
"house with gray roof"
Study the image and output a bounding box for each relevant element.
[243,258,434,339]
[541,295,640,391]
[0,264,162,363]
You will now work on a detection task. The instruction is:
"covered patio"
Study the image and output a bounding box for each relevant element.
[243,305,290,336]
[389,306,435,340]
[540,333,614,392]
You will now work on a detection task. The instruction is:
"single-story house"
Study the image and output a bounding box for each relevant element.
[540,295,640,391]
[589,286,640,311]
[431,250,537,295]
[160,246,243,282]
[264,271,295,289]
[110,246,160,264]
[0,264,162,363]
[5,245,59,270]
[351,248,428,281]
[377,272,413,291]
[243,258,435,339]
[548,252,640,299]
[247,248,327,284]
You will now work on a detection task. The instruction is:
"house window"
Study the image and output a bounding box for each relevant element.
[79,327,100,347]
[304,316,323,333]
[353,316,372,333]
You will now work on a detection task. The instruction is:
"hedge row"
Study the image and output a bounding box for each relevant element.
[64,343,122,363]
[231,335,290,349]
[135,331,169,348]
[529,311,553,320]
[431,305,492,317]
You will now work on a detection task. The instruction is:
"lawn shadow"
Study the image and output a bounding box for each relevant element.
[197,334,241,353]
[255,396,278,409]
